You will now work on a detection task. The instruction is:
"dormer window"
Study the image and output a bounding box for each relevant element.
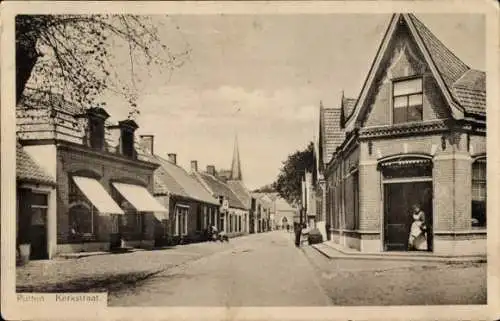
[86,107,110,150]
[393,77,423,124]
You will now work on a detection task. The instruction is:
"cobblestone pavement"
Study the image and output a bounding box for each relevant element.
[16,239,240,292]
[109,231,331,306]
[17,231,486,306]
[302,244,487,305]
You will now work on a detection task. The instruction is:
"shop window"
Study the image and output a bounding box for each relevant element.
[472,159,486,228]
[69,203,95,237]
[393,77,423,124]
[120,200,143,236]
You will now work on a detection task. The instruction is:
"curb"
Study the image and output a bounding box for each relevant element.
[311,244,487,263]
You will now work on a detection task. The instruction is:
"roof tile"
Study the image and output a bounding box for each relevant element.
[408,14,485,115]
[16,143,55,185]
[321,107,345,165]
[196,173,247,210]
[149,155,219,205]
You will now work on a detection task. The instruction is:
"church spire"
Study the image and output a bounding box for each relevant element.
[230,134,242,181]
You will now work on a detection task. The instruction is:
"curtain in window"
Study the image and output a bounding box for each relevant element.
[69,204,94,235]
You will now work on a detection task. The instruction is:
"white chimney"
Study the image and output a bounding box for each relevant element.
[191,160,198,172]
[139,135,154,155]
[206,165,216,176]
[167,153,177,164]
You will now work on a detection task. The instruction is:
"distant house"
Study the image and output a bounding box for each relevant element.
[138,136,221,245]
[193,165,249,238]
[321,14,486,255]
[252,192,274,232]
[266,193,297,231]
[16,92,167,258]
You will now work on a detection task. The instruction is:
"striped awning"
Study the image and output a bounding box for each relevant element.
[379,158,432,169]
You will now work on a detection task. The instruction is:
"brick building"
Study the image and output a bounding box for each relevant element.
[16,92,167,257]
[319,14,486,255]
[138,135,221,245]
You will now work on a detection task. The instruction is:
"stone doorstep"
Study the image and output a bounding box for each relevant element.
[312,242,487,263]
[57,247,145,259]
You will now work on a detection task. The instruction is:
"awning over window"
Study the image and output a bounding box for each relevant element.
[72,176,124,215]
[379,158,432,169]
[112,182,168,213]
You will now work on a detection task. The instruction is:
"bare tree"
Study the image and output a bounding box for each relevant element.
[16,14,191,112]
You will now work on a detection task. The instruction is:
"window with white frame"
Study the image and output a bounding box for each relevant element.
[204,206,209,228]
[472,158,486,228]
[393,77,423,124]
[175,205,189,235]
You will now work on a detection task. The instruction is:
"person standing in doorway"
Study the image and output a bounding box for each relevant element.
[408,203,428,251]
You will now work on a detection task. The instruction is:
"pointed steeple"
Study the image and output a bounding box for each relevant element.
[230,134,242,181]
[340,90,346,129]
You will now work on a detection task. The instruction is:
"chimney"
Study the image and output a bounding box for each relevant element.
[139,135,154,155]
[191,160,198,172]
[206,165,216,176]
[168,153,177,164]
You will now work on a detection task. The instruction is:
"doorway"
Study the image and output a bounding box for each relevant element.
[383,181,433,251]
[30,193,49,260]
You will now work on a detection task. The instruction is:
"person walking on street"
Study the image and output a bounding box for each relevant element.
[294,223,301,247]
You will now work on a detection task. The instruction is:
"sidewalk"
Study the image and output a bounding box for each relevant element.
[17,240,236,293]
[312,241,486,263]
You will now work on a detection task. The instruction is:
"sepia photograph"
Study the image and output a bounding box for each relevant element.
[2,1,498,320]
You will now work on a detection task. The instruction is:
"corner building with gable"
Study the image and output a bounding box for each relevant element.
[319,14,486,255]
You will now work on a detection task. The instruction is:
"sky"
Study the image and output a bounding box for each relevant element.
[102,13,485,190]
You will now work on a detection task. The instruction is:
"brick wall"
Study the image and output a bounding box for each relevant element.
[433,157,454,231]
[363,25,448,128]
[57,146,155,244]
[358,163,380,231]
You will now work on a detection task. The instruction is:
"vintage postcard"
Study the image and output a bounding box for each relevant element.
[1,1,499,320]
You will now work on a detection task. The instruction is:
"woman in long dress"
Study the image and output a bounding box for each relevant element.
[408,204,428,251]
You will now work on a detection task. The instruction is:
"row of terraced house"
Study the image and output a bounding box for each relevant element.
[305,13,486,256]
[15,92,274,262]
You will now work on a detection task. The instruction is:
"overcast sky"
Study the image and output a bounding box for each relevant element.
[103,13,485,190]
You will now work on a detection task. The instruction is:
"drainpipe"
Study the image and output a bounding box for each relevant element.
[452,133,456,244]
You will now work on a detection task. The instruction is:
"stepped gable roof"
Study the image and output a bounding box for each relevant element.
[16,142,56,185]
[197,172,247,210]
